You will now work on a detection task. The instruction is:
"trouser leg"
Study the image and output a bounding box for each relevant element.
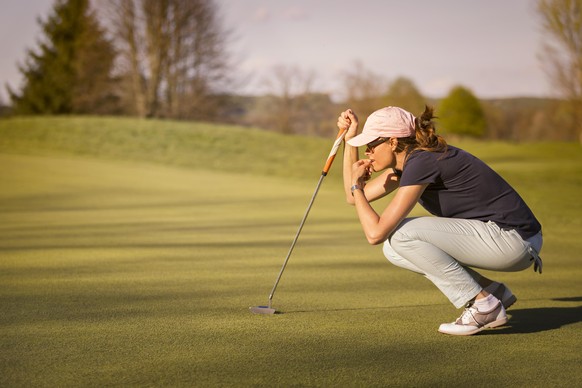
[383,217,535,308]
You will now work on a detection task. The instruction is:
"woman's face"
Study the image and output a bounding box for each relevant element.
[364,137,396,172]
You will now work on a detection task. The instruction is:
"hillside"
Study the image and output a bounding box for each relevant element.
[0,115,579,183]
[0,116,337,181]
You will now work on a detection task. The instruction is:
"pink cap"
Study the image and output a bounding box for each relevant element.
[347,106,416,147]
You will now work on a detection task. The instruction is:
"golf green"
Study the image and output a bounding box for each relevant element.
[1,149,580,387]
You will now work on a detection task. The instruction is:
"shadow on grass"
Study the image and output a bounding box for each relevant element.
[283,300,582,335]
[485,300,582,335]
[552,296,582,302]
[279,303,450,315]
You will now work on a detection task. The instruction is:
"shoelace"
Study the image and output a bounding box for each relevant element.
[458,306,479,325]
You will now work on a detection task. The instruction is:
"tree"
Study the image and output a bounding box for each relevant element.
[437,86,487,137]
[260,64,315,134]
[105,0,232,119]
[537,0,582,142]
[340,61,388,121]
[381,77,426,116]
[7,0,117,115]
[0,94,9,117]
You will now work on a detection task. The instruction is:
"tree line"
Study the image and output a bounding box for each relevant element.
[3,0,581,142]
[6,0,231,120]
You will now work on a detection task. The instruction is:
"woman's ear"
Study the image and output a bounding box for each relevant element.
[390,137,398,151]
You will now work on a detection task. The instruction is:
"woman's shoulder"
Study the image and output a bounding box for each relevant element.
[405,146,482,173]
[408,145,461,161]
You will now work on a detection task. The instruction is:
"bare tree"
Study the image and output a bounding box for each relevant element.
[250,64,317,134]
[103,0,231,119]
[165,0,231,119]
[0,93,9,117]
[340,61,388,120]
[537,0,582,142]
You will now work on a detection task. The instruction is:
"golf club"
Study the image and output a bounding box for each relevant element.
[250,127,348,315]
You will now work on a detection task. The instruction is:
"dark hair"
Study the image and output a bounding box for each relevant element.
[394,105,447,155]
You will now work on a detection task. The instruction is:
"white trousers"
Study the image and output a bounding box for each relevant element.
[383,217,543,308]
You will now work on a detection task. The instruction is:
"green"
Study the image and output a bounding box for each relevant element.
[1,117,580,387]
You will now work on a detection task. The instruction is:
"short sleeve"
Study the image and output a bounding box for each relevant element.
[399,151,440,187]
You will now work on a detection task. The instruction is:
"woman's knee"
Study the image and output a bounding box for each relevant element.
[383,238,424,274]
[382,239,401,266]
[387,221,416,252]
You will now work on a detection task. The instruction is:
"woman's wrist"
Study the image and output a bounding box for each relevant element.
[350,183,363,196]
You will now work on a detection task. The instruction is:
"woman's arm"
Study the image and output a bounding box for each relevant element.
[352,175,427,245]
[343,142,360,203]
[338,110,361,202]
[354,168,401,204]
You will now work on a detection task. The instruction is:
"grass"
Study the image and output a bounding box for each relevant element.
[0,116,333,179]
[0,116,581,387]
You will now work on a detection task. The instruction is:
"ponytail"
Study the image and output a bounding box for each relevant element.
[394,105,447,155]
[415,106,447,153]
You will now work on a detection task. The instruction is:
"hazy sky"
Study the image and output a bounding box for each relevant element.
[0,0,551,103]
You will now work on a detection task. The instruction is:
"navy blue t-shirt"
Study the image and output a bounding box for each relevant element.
[399,146,541,240]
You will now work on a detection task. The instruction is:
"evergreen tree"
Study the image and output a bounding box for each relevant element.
[7,0,116,115]
[437,86,487,137]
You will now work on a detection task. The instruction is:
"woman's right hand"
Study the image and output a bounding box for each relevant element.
[337,109,359,141]
[351,159,373,186]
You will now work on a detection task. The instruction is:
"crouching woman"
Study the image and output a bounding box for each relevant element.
[338,106,542,336]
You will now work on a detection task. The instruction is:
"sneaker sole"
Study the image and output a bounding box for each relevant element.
[503,295,517,310]
[438,316,509,336]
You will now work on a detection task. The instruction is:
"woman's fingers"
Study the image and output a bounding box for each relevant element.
[352,159,373,183]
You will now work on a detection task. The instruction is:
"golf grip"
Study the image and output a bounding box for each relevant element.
[322,128,348,175]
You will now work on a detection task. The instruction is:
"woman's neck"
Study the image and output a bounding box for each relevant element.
[395,151,408,171]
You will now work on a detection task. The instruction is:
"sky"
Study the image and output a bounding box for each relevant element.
[0,0,551,104]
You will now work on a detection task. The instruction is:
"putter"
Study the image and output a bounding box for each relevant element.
[250,127,348,315]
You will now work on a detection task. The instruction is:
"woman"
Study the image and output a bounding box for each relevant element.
[338,106,543,336]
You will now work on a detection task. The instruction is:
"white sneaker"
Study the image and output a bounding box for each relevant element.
[485,282,517,310]
[438,300,507,336]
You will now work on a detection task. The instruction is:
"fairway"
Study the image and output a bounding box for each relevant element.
[1,121,581,386]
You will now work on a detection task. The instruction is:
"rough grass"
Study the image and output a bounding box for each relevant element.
[0,116,581,387]
[0,116,331,179]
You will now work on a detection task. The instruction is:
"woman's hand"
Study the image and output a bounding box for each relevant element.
[337,109,359,141]
[351,159,373,186]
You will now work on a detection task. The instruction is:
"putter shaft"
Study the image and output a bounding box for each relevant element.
[267,173,326,308]
[257,127,347,312]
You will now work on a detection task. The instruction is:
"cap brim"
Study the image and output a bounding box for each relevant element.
[346,133,378,147]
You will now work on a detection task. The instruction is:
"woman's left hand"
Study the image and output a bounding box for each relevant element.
[337,109,359,141]
[352,159,373,186]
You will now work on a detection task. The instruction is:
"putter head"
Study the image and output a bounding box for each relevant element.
[249,305,277,315]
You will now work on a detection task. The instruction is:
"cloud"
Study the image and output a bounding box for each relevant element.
[252,6,270,22]
[283,6,308,21]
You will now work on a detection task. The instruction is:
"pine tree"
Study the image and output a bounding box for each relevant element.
[437,86,487,137]
[7,0,116,115]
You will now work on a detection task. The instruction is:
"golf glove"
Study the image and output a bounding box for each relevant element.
[528,246,543,274]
